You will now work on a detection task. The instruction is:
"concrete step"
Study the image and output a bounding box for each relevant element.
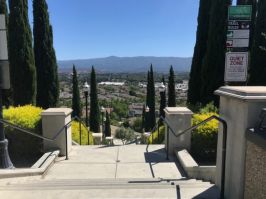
[0,178,219,199]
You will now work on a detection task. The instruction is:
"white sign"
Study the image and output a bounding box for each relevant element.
[228,21,250,30]
[225,52,248,82]
[226,38,249,48]
[227,30,250,39]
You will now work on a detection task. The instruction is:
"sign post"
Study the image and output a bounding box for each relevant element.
[0,14,13,169]
[225,5,252,84]
[225,52,248,82]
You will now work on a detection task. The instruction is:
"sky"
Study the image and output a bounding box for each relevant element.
[27,0,237,60]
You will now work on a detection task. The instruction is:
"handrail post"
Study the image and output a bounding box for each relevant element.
[152,129,154,144]
[65,126,68,160]
[166,126,169,160]
[157,121,160,143]
[220,119,227,199]
[88,130,90,145]
[79,121,82,145]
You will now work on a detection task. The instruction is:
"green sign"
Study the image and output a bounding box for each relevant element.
[228,6,252,20]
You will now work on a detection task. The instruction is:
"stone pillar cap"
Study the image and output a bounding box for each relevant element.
[215,86,266,101]
[41,108,73,116]
[164,107,193,115]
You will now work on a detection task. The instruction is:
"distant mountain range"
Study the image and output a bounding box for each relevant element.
[58,56,192,73]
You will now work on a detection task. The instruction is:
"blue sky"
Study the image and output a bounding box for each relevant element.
[27,0,237,60]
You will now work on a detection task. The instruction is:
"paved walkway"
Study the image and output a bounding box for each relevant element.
[0,145,219,198]
[45,145,183,180]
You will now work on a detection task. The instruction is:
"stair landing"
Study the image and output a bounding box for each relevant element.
[45,145,182,180]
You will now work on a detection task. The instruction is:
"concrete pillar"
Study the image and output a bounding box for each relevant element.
[41,108,72,156]
[215,86,266,199]
[164,107,193,154]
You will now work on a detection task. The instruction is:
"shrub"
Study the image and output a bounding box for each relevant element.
[199,102,218,114]
[3,105,43,162]
[71,121,94,145]
[148,125,165,144]
[191,112,218,162]
[3,105,43,131]
[115,127,135,145]
[131,117,143,133]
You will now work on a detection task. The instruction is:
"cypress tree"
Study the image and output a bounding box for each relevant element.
[148,65,156,130]
[104,111,111,137]
[237,0,255,5]
[89,66,100,133]
[159,77,166,119]
[248,0,266,85]
[168,66,176,107]
[200,0,231,106]
[187,0,212,106]
[33,0,59,109]
[260,33,266,52]
[8,0,36,105]
[145,71,150,132]
[71,65,81,117]
[145,65,156,131]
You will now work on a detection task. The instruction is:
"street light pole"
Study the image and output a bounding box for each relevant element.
[100,106,105,136]
[0,15,13,169]
[83,82,89,127]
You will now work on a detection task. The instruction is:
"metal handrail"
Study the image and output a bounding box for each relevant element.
[163,115,227,199]
[0,116,90,160]
[146,116,183,148]
[145,118,162,151]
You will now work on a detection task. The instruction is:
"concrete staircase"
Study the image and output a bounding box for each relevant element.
[0,145,220,199]
[0,178,219,199]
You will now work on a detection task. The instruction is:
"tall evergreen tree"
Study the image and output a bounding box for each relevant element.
[200,0,231,106]
[168,66,176,107]
[104,111,111,137]
[8,0,36,105]
[148,65,156,130]
[159,77,166,119]
[145,71,150,132]
[145,65,156,131]
[89,66,100,133]
[248,0,266,85]
[260,32,266,52]
[237,0,255,5]
[187,0,212,106]
[71,65,81,117]
[33,0,59,109]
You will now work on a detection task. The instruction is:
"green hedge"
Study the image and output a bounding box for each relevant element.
[191,112,218,162]
[148,125,165,144]
[3,105,43,162]
[71,121,94,145]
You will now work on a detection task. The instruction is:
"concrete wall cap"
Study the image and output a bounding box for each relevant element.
[215,86,266,101]
[41,108,73,116]
[164,107,193,115]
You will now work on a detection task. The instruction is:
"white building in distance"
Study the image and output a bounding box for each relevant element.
[99,82,125,86]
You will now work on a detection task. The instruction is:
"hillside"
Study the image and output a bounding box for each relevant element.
[58,56,192,73]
